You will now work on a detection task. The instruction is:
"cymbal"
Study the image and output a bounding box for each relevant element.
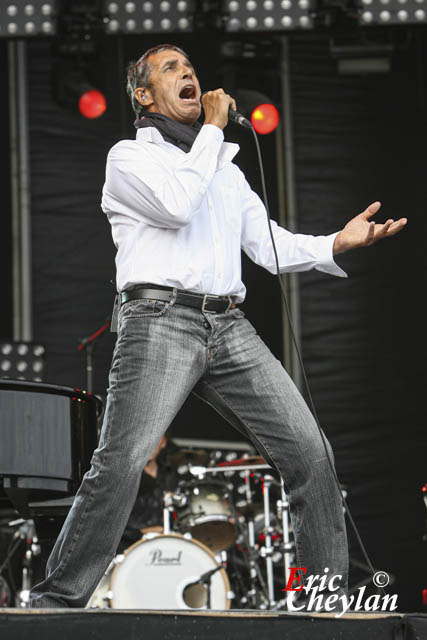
[217,456,267,468]
[169,448,210,467]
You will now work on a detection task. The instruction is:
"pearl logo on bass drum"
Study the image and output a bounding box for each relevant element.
[146,549,183,566]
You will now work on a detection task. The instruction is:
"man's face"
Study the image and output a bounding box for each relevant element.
[136,49,201,125]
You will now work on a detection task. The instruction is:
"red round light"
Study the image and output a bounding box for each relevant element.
[251,103,280,135]
[78,89,107,119]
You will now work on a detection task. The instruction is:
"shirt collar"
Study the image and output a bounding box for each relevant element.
[136,126,239,170]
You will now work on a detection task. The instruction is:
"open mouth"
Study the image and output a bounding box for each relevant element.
[179,84,197,101]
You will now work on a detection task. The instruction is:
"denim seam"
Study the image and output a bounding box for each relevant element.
[200,379,306,571]
[120,300,170,319]
[51,325,126,591]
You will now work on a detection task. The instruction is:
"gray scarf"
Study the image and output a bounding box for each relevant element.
[134,112,202,153]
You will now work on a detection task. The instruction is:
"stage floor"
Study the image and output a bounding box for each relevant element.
[1,608,426,640]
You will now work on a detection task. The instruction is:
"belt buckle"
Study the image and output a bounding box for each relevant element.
[201,294,219,314]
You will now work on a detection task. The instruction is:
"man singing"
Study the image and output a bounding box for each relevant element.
[30,44,406,608]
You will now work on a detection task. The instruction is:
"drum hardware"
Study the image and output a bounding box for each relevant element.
[237,467,261,609]
[1,519,41,608]
[245,515,260,608]
[218,456,267,468]
[183,564,223,609]
[259,474,275,606]
[189,462,271,476]
[162,492,174,535]
[277,480,293,587]
[18,522,41,608]
[0,522,24,607]
[184,457,281,609]
[227,478,271,609]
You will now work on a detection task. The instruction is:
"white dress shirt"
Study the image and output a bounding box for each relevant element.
[101,124,347,303]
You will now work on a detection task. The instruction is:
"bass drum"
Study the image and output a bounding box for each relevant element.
[87,533,231,610]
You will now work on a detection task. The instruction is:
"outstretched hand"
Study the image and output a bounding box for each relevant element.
[333,202,407,255]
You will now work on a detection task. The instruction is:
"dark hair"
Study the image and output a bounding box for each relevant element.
[126,43,190,117]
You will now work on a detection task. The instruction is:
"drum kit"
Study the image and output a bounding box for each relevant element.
[0,381,296,611]
[87,451,295,611]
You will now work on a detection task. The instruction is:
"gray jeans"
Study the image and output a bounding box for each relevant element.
[29,296,348,608]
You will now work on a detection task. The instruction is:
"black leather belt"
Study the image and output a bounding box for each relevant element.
[120,284,237,314]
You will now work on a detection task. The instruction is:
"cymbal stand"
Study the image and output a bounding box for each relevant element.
[16,520,40,607]
[191,462,271,608]
[277,480,293,587]
[242,469,258,608]
[259,474,275,606]
[162,491,173,534]
[226,469,270,608]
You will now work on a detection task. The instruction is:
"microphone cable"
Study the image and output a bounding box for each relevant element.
[245,121,386,596]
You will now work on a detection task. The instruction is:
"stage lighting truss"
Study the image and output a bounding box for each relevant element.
[103,0,195,34]
[0,341,46,382]
[0,1,56,38]
[223,0,314,32]
[357,0,427,25]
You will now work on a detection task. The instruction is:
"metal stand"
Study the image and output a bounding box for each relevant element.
[163,498,171,534]
[242,468,259,608]
[78,318,111,393]
[259,474,275,606]
[5,520,41,608]
[278,480,293,587]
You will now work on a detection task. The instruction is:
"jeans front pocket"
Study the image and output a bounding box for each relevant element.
[119,298,170,320]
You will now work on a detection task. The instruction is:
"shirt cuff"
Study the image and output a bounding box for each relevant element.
[315,232,348,278]
[200,123,225,143]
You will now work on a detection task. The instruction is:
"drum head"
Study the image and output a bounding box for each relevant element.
[110,534,230,610]
[175,480,237,553]
[189,519,236,554]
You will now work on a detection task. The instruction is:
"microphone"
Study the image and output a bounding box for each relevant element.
[228,108,252,129]
[201,91,252,129]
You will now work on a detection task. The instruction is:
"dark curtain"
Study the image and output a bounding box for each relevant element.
[290,34,427,610]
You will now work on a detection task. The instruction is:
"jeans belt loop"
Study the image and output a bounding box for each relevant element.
[169,287,178,306]
[110,294,120,333]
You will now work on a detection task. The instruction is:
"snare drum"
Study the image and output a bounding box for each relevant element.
[86,533,231,610]
[174,479,237,552]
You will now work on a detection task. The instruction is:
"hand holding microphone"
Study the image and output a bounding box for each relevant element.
[201,89,251,130]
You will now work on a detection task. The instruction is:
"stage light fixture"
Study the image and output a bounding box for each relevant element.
[356,0,427,25]
[231,89,280,134]
[52,59,108,120]
[251,102,280,134]
[103,0,195,34]
[0,1,57,38]
[78,89,107,119]
[0,341,45,382]
[223,0,314,32]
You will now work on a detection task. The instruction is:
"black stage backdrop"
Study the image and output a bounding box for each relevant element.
[26,33,426,610]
